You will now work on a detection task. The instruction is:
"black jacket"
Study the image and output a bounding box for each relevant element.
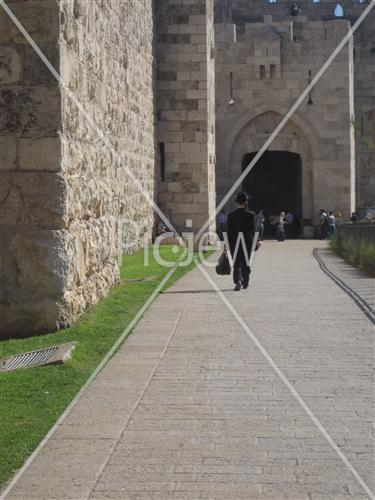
[227,208,255,256]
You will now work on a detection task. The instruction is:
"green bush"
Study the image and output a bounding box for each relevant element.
[343,238,360,267]
[330,232,340,252]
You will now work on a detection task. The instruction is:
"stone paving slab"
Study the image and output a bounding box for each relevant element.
[4,241,374,500]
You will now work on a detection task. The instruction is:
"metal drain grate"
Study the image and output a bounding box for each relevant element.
[0,342,76,373]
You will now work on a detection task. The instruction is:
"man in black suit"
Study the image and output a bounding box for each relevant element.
[227,192,256,291]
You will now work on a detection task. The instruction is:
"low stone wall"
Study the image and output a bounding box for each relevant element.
[334,223,375,275]
[337,222,375,245]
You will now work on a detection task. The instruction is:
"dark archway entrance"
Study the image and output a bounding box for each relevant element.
[242,151,302,237]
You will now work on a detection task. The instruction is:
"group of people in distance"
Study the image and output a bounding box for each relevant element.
[219,208,297,243]
[319,209,336,239]
[255,209,297,242]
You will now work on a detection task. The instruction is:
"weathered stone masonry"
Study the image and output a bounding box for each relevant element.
[156,0,216,235]
[215,18,356,222]
[0,0,156,338]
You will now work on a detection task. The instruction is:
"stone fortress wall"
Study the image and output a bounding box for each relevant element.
[58,0,156,325]
[0,0,156,338]
[214,0,375,214]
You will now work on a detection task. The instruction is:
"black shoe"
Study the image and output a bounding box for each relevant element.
[242,283,249,289]
[234,282,241,291]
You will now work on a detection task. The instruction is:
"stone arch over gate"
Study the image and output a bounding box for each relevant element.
[221,109,320,223]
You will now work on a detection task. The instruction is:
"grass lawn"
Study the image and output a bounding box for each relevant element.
[0,245,206,487]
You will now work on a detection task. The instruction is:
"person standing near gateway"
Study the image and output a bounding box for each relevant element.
[327,211,336,236]
[255,209,265,241]
[276,211,287,242]
[227,192,257,291]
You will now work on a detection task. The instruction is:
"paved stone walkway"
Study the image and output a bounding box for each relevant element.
[4,241,374,500]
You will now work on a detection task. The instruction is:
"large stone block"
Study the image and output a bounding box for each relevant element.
[0,135,17,170]
[0,86,60,135]
[0,300,60,339]
[0,1,60,45]
[18,136,61,171]
[0,226,120,338]
[22,45,59,87]
[0,46,22,84]
[9,229,75,295]
[0,172,68,226]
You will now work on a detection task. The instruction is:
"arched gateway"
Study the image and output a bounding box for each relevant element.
[228,111,314,228]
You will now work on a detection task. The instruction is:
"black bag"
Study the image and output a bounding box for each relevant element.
[216,249,231,275]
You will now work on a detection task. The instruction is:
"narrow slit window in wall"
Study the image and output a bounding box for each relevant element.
[229,72,235,105]
[270,64,276,79]
[159,142,165,181]
[260,65,266,79]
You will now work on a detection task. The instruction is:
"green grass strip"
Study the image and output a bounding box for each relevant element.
[0,245,205,486]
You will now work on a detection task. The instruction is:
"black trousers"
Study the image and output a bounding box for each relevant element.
[233,253,250,286]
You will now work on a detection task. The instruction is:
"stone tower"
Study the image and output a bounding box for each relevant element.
[156,0,216,236]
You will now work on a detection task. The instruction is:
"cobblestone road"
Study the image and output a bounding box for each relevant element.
[4,241,374,500]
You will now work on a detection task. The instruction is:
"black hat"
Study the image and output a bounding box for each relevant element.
[235,192,250,204]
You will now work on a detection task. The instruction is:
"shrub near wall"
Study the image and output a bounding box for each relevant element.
[331,223,375,276]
